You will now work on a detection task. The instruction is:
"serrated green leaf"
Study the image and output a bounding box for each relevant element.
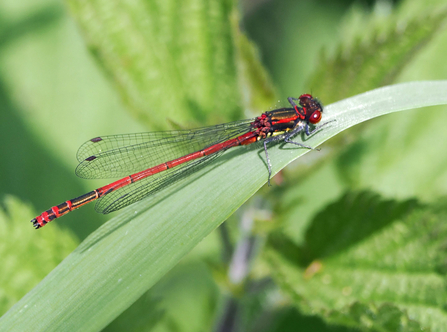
[0,196,78,316]
[299,191,420,265]
[1,81,446,332]
[267,192,447,332]
[308,6,447,103]
[66,0,243,129]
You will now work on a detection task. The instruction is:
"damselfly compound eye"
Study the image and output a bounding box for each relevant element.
[309,110,322,124]
[299,93,312,100]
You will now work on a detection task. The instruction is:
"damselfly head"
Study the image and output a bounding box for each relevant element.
[299,94,323,124]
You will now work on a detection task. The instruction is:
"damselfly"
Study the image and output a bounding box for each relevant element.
[32,94,331,229]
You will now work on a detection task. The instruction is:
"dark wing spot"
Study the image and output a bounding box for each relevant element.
[90,137,103,143]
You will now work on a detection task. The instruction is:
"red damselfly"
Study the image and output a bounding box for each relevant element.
[32,94,331,229]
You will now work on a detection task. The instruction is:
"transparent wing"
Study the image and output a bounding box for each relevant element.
[76,120,253,179]
[95,152,222,214]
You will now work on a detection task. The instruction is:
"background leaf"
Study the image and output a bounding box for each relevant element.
[308,5,447,103]
[267,193,447,331]
[0,196,77,316]
[67,0,243,128]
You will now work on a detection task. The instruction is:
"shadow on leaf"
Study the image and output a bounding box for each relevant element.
[269,190,421,267]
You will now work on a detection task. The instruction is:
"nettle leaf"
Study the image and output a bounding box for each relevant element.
[66,0,262,129]
[66,0,277,130]
[308,5,447,103]
[67,0,241,127]
[0,196,78,316]
[274,4,447,206]
[267,191,447,332]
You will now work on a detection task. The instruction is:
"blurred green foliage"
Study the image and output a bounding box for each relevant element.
[1,0,447,331]
[0,196,77,315]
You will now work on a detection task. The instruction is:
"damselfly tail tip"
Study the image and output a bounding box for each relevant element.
[31,218,41,229]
